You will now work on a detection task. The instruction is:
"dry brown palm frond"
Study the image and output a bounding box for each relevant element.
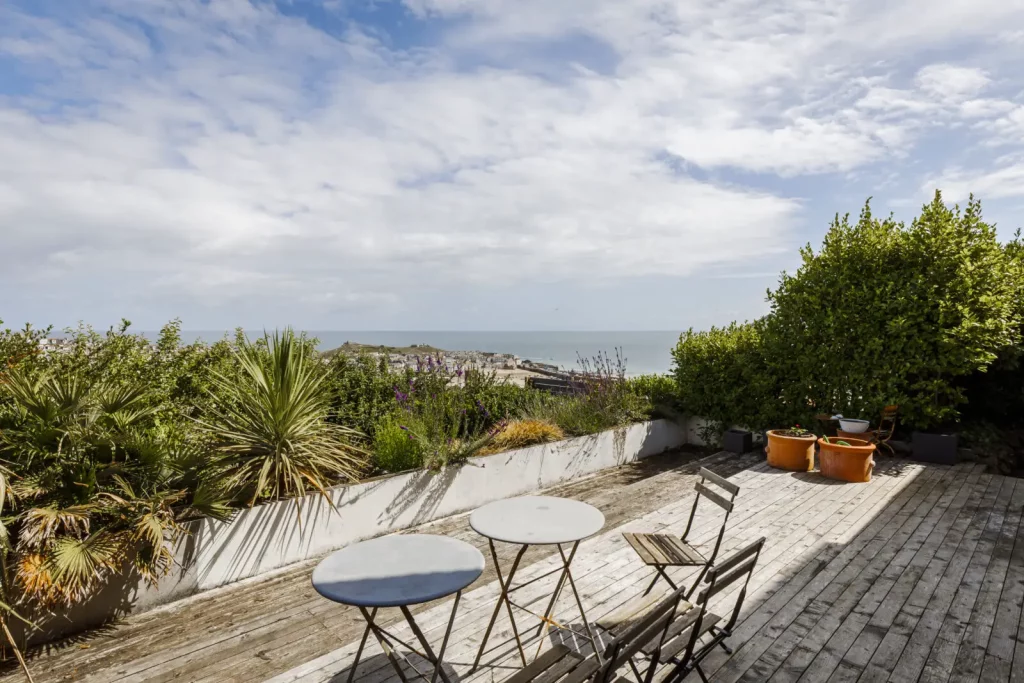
[15,552,53,599]
[17,506,95,551]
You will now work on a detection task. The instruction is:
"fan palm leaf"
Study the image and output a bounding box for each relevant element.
[17,506,94,551]
[44,532,121,603]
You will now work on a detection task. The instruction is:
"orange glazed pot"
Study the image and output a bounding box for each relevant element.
[766,430,817,471]
[818,437,876,483]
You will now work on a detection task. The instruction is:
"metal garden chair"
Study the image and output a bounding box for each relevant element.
[658,537,765,683]
[622,467,739,597]
[871,405,899,456]
[502,581,689,683]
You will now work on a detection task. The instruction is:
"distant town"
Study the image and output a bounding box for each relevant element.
[33,336,563,381]
[324,341,561,375]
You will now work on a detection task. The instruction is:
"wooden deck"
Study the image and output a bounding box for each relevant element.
[8,454,1024,683]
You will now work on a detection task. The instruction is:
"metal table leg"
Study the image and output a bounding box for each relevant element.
[352,594,462,683]
[471,541,529,671]
[535,541,602,662]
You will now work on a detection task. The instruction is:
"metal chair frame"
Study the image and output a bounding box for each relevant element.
[624,467,739,598]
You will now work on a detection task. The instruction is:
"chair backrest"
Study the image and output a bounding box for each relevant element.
[681,468,740,564]
[597,538,766,683]
[593,587,689,683]
[675,537,765,669]
[877,405,898,440]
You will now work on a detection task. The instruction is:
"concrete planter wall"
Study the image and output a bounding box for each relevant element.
[31,419,686,644]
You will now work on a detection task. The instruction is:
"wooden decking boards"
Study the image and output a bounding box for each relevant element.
[6,454,1024,683]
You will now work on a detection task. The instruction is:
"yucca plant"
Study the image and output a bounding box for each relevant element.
[200,330,367,508]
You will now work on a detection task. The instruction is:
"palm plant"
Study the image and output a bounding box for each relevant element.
[0,367,230,612]
[199,330,367,508]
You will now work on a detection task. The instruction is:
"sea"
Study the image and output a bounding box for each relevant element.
[171,331,682,376]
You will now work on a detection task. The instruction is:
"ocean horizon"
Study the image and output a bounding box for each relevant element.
[157,330,682,376]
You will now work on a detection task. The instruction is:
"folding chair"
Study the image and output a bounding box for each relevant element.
[871,405,899,456]
[502,584,689,683]
[658,537,766,683]
[622,467,739,597]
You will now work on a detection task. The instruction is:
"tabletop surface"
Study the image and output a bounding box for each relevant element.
[312,534,484,607]
[470,495,605,545]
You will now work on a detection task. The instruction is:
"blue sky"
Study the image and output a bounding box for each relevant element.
[2,0,1024,332]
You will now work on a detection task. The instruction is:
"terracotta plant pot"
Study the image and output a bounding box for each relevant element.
[818,437,876,483]
[766,430,817,471]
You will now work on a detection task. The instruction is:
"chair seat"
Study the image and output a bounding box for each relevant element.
[623,533,706,566]
[598,592,693,632]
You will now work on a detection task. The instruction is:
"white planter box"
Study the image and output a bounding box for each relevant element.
[35,419,686,643]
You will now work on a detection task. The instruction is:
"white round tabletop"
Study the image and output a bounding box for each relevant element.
[470,496,605,545]
[312,534,484,607]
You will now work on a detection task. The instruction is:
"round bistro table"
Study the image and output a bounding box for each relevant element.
[312,534,484,683]
[469,496,605,671]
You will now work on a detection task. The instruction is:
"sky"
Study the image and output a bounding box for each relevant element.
[2,0,1024,332]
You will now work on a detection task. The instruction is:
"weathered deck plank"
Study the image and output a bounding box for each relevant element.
[8,454,1024,683]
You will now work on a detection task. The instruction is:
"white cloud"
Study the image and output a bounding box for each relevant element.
[1,0,1024,326]
[927,157,1024,202]
[915,64,990,101]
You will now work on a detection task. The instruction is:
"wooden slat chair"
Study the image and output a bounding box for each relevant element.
[871,405,899,456]
[657,537,766,683]
[622,467,739,597]
[503,585,689,683]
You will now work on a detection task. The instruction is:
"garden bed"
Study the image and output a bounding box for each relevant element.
[28,419,686,645]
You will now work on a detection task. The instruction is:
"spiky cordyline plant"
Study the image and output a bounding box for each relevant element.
[200,329,367,509]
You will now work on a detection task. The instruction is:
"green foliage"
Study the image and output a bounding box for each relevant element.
[960,230,1024,427]
[325,353,398,438]
[672,192,1022,431]
[388,358,507,468]
[0,320,651,614]
[371,414,424,473]
[766,192,1017,429]
[627,374,681,419]
[672,321,786,431]
[0,362,229,608]
[531,351,648,436]
[200,329,368,505]
[0,320,50,373]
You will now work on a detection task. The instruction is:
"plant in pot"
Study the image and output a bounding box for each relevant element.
[818,435,876,483]
[766,425,818,472]
[910,382,961,465]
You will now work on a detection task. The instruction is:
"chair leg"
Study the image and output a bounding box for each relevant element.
[643,571,660,596]
[695,664,710,683]
[644,566,679,596]
[710,627,732,654]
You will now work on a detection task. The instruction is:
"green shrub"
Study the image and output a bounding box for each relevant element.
[372,414,424,473]
[672,321,788,431]
[325,353,398,438]
[673,192,1022,431]
[627,374,681,419]
[765,192,1018,429]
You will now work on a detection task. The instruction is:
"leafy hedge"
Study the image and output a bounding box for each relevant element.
[673,192,1023,432]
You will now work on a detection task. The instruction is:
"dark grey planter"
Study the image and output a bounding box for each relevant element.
[723,429,753,454]
[912,431,959,465]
